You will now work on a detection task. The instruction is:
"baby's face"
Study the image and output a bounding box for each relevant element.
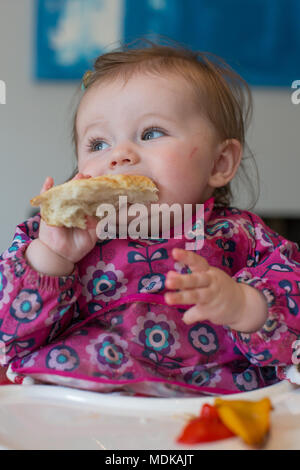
[76,72,222,208]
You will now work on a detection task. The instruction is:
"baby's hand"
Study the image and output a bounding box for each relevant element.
[165,248,267,332]
[25,174,99,276]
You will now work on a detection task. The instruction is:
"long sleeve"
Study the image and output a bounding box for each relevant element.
[230,211,300,367]
[0,215,82,365]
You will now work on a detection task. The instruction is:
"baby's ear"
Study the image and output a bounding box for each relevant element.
[208,139,242,188]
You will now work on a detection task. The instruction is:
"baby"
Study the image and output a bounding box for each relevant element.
[1,44,299,396]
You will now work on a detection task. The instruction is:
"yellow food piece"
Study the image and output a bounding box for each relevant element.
[214,397,272,446]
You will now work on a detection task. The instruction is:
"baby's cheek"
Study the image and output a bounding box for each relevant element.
[78,158,103,177]
[188,147,199,160]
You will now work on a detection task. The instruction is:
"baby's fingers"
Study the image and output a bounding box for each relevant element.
[40,176,54,194]
[171,248,210,272]
[165,287,208,306]
[72,173,92,180]
[166,271,210,290]
[182,305,207,324]
[85,215,99,229]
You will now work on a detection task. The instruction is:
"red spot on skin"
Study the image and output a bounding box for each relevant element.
[189,147,198,159]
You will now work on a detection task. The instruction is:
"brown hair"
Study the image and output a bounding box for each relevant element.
[71,40,259,209]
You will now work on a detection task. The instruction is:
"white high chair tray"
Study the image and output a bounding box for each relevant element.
[0,380,298,450]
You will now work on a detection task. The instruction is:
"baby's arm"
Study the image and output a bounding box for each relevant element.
[165,213,300,368]
[25,238,74,276]
[0,215,82,365]
[165,248,268,333]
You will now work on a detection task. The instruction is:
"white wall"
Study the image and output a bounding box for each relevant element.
[0,0,299,252]
[0,0,78,253]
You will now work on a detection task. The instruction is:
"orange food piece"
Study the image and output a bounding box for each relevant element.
[176,403,234,444]
[214,397,272,446]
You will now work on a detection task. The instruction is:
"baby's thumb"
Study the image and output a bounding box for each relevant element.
[86,215,99,230]
[86,216,100,247]
[40,176,54,195]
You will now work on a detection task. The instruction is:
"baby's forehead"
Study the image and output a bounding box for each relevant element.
[77,70,203,121]
[77,73,202,133]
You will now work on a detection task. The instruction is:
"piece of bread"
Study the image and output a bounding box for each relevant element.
[30,174,159,229]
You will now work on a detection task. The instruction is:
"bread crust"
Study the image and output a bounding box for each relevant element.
[30,174,159,229]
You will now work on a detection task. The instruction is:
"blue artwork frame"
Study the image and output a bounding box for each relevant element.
[35,0,300,87]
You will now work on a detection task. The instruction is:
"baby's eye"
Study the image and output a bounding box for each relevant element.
[88,139,110,152]
[142,128,165,141]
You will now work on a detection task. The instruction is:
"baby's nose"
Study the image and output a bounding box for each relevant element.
[109,147,140,169]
